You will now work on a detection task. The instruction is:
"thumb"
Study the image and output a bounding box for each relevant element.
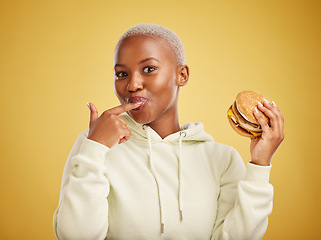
[87,102,98,126]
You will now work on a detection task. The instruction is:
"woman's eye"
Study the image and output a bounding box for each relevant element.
[143,66,155,73]
[116,72,128,78]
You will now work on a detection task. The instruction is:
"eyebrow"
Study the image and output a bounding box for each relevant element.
[114,57,159,69]
[139,57,159,64]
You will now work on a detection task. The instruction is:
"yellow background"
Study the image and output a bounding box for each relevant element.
[1,0,320,239]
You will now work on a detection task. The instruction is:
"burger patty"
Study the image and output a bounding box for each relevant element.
[232,101,261,130]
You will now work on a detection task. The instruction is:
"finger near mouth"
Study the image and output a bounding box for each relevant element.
[126,97,148,111]
[132,102,147,111]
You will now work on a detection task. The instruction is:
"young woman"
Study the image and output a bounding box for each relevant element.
[53,23,284,240]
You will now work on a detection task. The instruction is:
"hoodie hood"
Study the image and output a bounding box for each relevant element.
[120,113,214,144]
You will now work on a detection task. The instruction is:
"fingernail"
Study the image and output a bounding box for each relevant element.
[258,102,263,107]
[272,101,277,106]
[264,99,269,104]
[134,102,143,105]
[86,102,90,109]
[254,107,259,113]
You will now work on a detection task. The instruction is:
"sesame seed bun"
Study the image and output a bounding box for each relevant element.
[236,91,269,124]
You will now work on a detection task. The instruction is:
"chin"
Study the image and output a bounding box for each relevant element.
[128,111,153,125]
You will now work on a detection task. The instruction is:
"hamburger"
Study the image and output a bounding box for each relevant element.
[227,90,270,138]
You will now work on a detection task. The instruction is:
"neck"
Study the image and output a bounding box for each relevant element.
[147,106,180,139]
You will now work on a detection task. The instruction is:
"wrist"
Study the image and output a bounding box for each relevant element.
[87,136,112,148]
[250,159,271,166]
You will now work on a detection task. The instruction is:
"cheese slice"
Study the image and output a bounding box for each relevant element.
[228,109,238,124]
[250,131,261,137]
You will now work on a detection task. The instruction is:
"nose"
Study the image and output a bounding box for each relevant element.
[126,72,143,92]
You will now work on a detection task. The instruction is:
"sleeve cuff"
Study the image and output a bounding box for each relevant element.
[78,138,110,163]
[245,162,272,184]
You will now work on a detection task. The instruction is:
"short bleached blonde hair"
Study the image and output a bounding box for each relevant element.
[117,23,186,66]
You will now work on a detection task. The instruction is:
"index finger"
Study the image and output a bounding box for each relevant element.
[107,102,141,115]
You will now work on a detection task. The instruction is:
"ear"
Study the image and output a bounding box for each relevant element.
[177,65,189,86]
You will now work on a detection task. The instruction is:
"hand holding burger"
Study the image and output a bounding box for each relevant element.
[227,91,285,166]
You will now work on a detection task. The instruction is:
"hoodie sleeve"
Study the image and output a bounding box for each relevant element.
[211,148,273,240]
[53,131,110,240]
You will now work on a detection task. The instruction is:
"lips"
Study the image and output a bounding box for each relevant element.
[126,96,149,111]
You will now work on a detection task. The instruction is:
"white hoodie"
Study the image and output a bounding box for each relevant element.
[53,114,273,240]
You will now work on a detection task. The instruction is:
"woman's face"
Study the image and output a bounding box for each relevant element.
[114,35,187,125]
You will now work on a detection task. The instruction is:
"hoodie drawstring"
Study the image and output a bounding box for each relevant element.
[178,130,186,221]
[142,125,186,234]
[143,125,165,233]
